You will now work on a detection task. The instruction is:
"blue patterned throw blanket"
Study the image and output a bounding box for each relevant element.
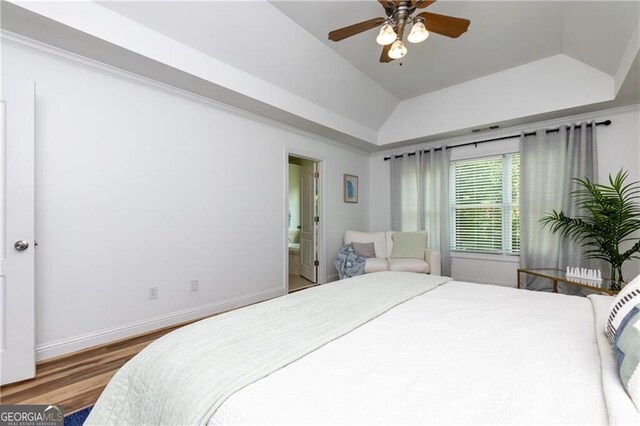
[334,244,366,279]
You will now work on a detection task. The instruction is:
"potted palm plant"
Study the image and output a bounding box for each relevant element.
[541,169,640,290]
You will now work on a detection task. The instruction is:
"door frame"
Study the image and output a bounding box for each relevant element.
[284,148,326,293]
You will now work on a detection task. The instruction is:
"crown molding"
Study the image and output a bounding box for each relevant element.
[371,103,640,158]
[0,30,371,156]
[4,30,635,160]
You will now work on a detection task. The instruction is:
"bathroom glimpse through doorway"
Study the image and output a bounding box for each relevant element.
[287,155,320,293]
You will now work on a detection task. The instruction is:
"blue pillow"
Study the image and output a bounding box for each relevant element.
[613,305,640,410]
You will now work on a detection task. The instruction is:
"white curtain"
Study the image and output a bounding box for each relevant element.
[520,121,600,293]
[390,147,451,276]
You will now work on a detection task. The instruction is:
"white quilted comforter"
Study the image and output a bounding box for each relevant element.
[211,280,639,425]
[86,272,451,425]
[88,271,640,425]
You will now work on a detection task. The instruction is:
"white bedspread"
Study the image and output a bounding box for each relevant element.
[86,272,450,425]
[211,281,614,425]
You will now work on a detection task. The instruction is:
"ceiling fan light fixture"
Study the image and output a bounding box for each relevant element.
[388,40,407,59]
[376,23,397,45]
[408,19,429,43]
[326,0,471,64]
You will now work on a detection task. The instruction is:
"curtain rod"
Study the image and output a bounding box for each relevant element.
[383,120,611,161]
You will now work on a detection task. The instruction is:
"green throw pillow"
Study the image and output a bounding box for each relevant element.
[391,232,427,259]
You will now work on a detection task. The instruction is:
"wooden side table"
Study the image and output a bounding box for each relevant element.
[517,268,619,296]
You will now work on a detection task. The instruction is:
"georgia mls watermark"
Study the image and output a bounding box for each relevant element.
[0,405,63,426]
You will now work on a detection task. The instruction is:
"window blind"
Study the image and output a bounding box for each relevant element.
[450,154,520,255]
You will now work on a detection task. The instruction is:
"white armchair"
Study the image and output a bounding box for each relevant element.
[344,231,441,276]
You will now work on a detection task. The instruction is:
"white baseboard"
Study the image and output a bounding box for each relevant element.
[35,288,284,361]
[326,273,339,283]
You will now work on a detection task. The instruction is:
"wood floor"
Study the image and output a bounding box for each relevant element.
[0,282,317,415]
[0,321,191,415]
[288,273,316,292]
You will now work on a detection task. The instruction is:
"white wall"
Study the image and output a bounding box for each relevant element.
[3,2,380,146]
[597,107,640,282]
[2,41,370,359]
[378,55,614,145]
[370,105,640,287]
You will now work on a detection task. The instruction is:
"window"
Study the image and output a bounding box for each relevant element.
[449,154,520,255]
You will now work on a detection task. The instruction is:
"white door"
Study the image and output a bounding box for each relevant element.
[299,161,317,283]
[0,80,36,385]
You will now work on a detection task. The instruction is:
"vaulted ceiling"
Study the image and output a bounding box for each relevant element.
[273,1,638,99]
[2,1,639,151]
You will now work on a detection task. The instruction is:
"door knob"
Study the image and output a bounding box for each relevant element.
[14,240,29,251]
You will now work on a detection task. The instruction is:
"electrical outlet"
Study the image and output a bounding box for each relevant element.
[190,279,199,292]
[149,286,159,300]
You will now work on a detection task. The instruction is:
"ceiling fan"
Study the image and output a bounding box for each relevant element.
[328,0,470,63]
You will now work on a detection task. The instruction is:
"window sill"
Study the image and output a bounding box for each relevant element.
[451,251,520,264]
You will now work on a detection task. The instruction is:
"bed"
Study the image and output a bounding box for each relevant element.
[85,271,640,425]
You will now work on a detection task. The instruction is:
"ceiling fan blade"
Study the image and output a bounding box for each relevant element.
[417,12,470,38]
[413,1,437,9]
[379,43,395,63]
[328,17,386,42]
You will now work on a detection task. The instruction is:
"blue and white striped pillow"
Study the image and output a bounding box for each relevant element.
[606,275,640,346]
[613,306,640,410]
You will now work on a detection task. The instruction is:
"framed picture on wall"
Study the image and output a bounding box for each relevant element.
[344,174,358,203]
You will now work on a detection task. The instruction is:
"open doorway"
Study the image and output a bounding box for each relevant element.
[287,155,320,293]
